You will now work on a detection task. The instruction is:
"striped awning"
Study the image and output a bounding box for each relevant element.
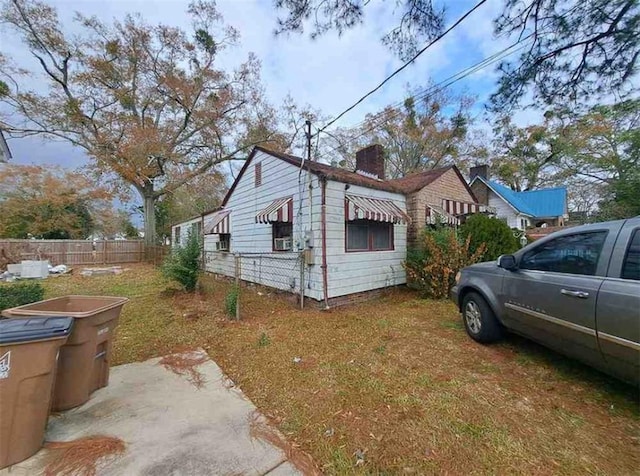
[345,194,410,224]
[426,205,459,226]
[204,209,231,234]
[256,196,293,224]
[442,199,496,216]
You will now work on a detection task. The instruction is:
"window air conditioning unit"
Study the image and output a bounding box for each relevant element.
[274,237,292,251]
[215,241,229,251]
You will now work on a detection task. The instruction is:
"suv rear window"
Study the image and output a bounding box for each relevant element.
[520,231,608,276]
[621,229,640,281]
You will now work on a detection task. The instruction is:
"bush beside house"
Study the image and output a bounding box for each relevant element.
[459,214,520,261]
[405,227,486,299]
[162,231,201,292]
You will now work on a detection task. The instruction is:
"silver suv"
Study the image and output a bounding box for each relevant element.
[451,217,640,385]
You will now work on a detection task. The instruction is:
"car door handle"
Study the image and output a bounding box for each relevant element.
[561,289,590,299]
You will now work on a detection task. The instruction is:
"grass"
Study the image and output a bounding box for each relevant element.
[42,264,640,475]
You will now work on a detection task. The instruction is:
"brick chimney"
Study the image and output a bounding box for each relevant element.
[355,144,385,180]
[470,164,488,181]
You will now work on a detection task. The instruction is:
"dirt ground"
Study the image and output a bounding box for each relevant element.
[43,264,639,475]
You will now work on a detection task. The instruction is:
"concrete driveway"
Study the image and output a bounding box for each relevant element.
[2,350,304,476]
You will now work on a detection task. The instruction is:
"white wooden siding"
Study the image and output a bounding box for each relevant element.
[322,181,407,298]
[488,190,527,230]
[200,149,408,302]
[171,217,202,246]
[203,150,324,300]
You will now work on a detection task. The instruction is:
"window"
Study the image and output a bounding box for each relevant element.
[520,231,607,276]
[174,226,181,245]
[255,162,262,187]
[621,229,640,280]
[520,218,528,230]
[272,222,293,251]
[346,220,393,252]
[217,233,231,252]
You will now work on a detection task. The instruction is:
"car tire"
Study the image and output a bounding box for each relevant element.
[461,292,503,343]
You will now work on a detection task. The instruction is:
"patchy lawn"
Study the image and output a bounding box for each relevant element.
[43,264,639,475]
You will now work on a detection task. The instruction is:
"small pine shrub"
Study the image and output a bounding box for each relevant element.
[257,332,271,347]
[404,227,486,299]
[162,230,201,292]
[0,281,45,311]
[225,285,239,318]
[459,214,520,261]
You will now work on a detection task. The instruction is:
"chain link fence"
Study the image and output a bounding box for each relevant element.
[202,251,305,319]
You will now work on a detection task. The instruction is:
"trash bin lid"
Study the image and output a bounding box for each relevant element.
[0,317,74,345]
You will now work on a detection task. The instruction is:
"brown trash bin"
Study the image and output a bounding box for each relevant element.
[2,295,128,411]
[0,317,74,469]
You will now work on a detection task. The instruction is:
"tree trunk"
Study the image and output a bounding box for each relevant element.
[143,194,156,246]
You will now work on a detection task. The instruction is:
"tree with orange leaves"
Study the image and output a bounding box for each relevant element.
[0,0,266,244]
[0,164,114,239]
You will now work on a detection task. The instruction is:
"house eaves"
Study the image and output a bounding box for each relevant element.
[470,176,535,217]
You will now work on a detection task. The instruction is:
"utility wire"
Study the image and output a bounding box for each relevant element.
[328,37,529,137]
[317,0,489,134]
[314,37,532,162]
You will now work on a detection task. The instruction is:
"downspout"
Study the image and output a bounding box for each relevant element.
[320,175,329,309]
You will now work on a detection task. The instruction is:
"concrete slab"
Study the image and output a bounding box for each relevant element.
[1,350,302,476]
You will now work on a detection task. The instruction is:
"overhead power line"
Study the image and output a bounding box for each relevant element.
[317,0,489,135]
[314,37,533,162]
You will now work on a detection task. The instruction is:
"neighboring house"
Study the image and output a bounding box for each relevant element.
[172,216,203,246]
[0,130,12,162]
[470,165,568,231]
[386,161,486,247]
[174,145,410,307]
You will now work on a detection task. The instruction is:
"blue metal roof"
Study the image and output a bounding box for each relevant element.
[486,179,566,217]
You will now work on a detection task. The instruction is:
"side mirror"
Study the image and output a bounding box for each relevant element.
[497,254,517,270]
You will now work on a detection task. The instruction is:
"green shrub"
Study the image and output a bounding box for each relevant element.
[257,332,270,347]
[405,227,486,299]
[0,281,45,311]
[162,230,201,292]
[225,285,239,318]
[459,215,520,261]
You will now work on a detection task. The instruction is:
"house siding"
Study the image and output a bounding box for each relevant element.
[488,190,526,229]
[171,217,202,246]
[323,180,407,298]
[202,150,325,301]
[406,168,476,247]
[177,149,410,305]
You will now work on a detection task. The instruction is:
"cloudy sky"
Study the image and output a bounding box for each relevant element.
[2,0,529,170]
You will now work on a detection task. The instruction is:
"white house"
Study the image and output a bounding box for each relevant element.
[173,145,410,307]
[172,215,202,246]
[469,165,568,231]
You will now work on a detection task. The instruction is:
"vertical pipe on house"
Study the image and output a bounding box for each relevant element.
[320,176,329,309]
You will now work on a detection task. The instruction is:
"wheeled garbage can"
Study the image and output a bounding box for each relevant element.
[0,317,74,469]
[2,295,128,411]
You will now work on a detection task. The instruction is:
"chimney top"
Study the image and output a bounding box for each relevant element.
[355,144,385,180]
[470,164,488,181]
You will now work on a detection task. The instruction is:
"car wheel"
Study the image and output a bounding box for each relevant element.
[461,292,503,343]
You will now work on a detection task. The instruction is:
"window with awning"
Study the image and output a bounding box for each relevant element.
[256,196,293,224]
[204,209,231,234]
[441,199,496,216]
[345,194,409,224]
[426,205,459,226]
